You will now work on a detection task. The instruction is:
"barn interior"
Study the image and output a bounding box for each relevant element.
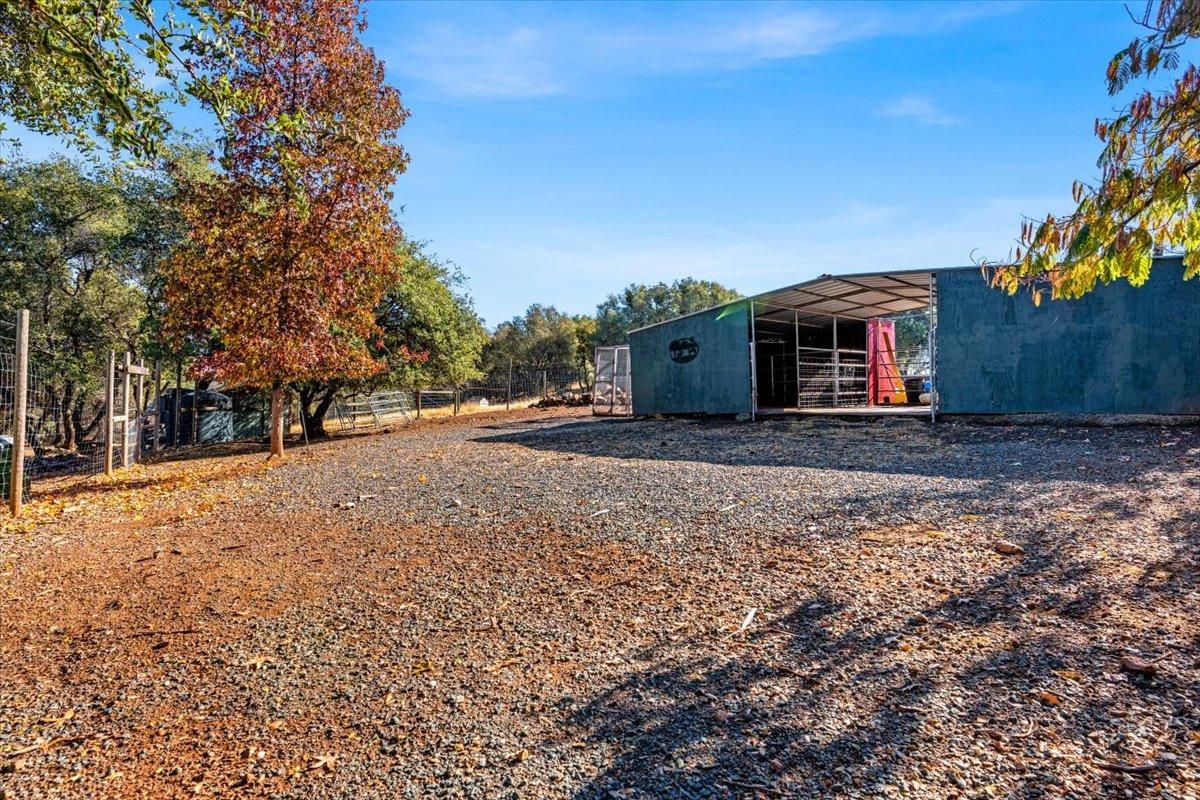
[748,271,936,416]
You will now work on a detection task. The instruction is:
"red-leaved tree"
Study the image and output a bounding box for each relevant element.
[163,0,408,457]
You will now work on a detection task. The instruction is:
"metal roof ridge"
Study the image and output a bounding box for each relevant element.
[627,264,971,335]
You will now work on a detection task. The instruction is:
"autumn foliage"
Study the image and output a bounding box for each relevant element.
[989,0,1198,302]
[164,0,408,454]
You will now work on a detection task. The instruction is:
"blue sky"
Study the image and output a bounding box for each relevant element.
[6,1,1148,327]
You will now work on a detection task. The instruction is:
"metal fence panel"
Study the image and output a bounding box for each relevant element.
[593,346,631,416]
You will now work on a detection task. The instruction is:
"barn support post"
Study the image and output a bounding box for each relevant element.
[748,300,757,421]
[104,350,115,475]
[793,308,801,409]
[10,309,29,516]
[928,274,937,424]
[832,315,840,408]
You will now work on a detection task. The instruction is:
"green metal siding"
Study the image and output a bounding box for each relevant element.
[936,257,1200,414]
[629,302,752,415]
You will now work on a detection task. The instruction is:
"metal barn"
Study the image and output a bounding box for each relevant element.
[627,255,1200,418]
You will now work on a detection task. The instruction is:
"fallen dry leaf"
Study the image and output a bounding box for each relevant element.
[306,754,337,773]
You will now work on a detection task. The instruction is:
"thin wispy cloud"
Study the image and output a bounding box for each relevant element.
[878,94,963,126]
[454,194,1065,323]
[388,2,1019,100]
[406,24,567,99]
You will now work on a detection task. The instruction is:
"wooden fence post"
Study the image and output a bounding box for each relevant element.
[453,389,460,416]
[415,389,421,419]
[10,310,28,516]
[506,358,513,410]
[542,370,547,399]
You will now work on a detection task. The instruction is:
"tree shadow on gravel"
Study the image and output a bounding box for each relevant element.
[564,623,936,799]
[477,417,1183,488]
[559,494,1198,799]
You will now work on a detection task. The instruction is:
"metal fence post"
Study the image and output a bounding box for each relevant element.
[104,350,115,475]
[173,359,182,447]
[415,389,422,419]
[134,358,144,463]
[152,359,161,455]
[506,358,512,410]
[542,370,547,399]
[10,310,28,516]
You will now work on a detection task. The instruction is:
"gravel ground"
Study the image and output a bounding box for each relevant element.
[1,407,1198,800]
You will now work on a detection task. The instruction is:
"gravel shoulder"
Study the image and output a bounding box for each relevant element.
[1,408,1198,799]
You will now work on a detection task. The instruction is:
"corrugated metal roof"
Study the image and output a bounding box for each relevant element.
[629,265,971,334]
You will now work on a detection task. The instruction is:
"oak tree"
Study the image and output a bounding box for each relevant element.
[0,0,245,160]
[296,240,487,439]
[164,0,408,457]
[594,278,741,345]
[989,0,1198,301]
[482,304,594,380]
[0,156,191,449]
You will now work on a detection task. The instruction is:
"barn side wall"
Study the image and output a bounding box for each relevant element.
[936,257,1200,415]
[629,302,752,415]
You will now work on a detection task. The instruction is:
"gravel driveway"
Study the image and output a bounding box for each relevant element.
[1,408,1198,799]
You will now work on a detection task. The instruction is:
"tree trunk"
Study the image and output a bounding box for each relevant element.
[78,398,102,442]
[298,385,338,439]
[61,382,77,450]
[32,404,53,456]
[269,387,285,459]
[298,387,316,438]
[48,390,64,448]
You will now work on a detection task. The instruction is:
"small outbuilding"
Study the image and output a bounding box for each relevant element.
[628,254,1199,418]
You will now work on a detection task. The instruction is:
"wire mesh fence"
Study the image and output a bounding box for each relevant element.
[0,309,276,511]
[0,320,114,503]
[329,363,594,431]
[0,307,598,513]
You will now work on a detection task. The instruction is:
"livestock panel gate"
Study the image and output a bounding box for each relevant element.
[593,345,632,416]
